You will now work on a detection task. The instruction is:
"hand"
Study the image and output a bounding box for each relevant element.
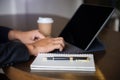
[26,37,65,56]
[9,30,45,44]
[18,30,45,43]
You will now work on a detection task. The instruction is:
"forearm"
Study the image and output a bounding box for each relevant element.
[0,26,23,42]
[25,43,40,56]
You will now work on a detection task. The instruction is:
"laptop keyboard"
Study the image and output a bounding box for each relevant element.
[51,42,83,54]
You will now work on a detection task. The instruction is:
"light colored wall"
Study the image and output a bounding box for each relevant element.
[0,0,15,15]
[74,0,84,12]
[0,0,26,15]
[25,0,83,19]
[0,0,27,29]
[0,0,83,15]
[26,0,74,19]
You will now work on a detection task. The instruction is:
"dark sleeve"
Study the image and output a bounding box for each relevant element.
[0,26,12,43]
[0,41,30,67]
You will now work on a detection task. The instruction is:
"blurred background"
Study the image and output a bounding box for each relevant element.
[0,0,83,37]
[0,0,119,37]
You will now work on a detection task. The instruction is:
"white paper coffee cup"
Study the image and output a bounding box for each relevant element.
[37,17,54,37]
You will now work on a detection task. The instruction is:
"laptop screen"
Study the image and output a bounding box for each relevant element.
[59,4,114,51]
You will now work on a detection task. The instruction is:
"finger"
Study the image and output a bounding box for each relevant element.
[53,37,64,41]
[52,40,65,48]
[32,34,45,41]
[52,37,65,47]
[36,33,45,39]
[52,43,64,51]
[39,33,45,38]
[33,30,46,39]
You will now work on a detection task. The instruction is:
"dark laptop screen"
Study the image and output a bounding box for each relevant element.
[59,4,114,50]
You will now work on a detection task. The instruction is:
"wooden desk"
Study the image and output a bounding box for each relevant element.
[3,27,120,80]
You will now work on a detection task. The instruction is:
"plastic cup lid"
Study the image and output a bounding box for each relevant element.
[37,17,54,23]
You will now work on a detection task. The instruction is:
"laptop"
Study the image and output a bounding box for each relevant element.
[30,4,114,72]
[52,4,114,54]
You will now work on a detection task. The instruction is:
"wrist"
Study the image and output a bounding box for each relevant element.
[25,44,38,56]
[8,30,22,41]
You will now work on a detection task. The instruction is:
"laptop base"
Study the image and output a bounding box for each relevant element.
[82,37,105,53]
[51,37,105,54]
